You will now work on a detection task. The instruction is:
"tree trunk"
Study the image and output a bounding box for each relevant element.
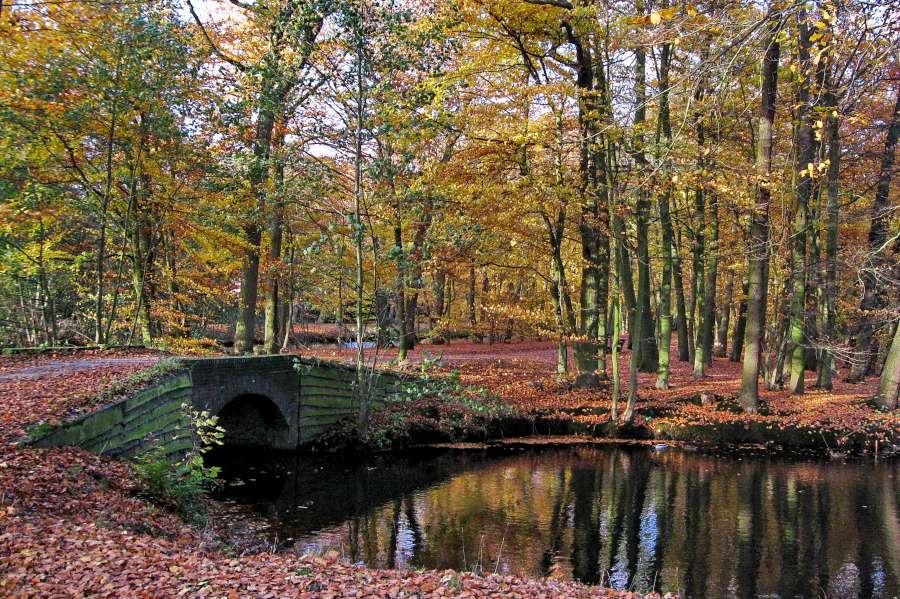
[692,188,706,376]
[624,267,643,424]
[234,105,277,354]
[673,230,691,361]
[130,174,154,347]
[394,199,408,361]
[633,32,657,374]
[569,27,603,388]
[875,319,900,410]
[740,12,780,412]
[715,267,734,357]
[610,296,622,420]
[431,268,446,343]
[788,11,815,394]
[264,129,286,354]
[95,92,119,345]
[692,100,708,377]
[731,276,749,361]
[481,272,491,342]
[616,213,637,348]
[352,23,369,442]
[702,191,718,368]
[656,37,674,389]
[467,264,478,338]
[817,76,840,389]
[847,92,899,382]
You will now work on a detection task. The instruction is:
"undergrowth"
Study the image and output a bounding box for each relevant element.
[133,403,224,525]
[312,356,523,452]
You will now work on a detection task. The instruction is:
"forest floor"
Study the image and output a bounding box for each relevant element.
[0,347,663,598]
[306,339,899,454]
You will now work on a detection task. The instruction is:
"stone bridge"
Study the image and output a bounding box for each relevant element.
[34,356,404,458]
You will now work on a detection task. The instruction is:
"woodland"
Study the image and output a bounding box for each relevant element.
[1,2,899,596]
[2,3,900,429]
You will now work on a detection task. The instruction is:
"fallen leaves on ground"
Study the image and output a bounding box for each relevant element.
[0,348,164,444]
[0,350,666,598]
[305,340,899,451]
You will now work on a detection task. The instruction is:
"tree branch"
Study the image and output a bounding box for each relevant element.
[522,0,574,9]
[186,0,248,73]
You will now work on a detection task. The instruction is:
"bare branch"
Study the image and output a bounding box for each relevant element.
[185,0,248,73]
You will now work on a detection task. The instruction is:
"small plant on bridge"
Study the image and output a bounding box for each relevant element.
[133,403,224,525]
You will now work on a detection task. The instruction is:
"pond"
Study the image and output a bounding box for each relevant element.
[211,445,899,598]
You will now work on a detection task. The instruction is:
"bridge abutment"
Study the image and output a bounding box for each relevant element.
[32,355,404,458]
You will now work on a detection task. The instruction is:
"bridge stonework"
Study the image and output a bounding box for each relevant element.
[33,355,404,458]
[189,356,300,450]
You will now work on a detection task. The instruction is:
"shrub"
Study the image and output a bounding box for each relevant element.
[133,403,224,525]
[310,359,522,452]
[155,336,221,356]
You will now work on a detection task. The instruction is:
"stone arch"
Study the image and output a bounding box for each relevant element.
[216,394,291,448]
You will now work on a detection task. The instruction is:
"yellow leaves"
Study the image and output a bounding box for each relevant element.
[798,160,830,179]
[627,6,679,27]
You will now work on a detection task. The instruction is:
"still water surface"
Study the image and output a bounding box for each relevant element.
[213,445,899,598]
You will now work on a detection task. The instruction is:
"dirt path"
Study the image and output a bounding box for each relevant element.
[0,357,160,382]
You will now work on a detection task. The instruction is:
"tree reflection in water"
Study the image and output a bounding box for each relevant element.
[213,445,900,598]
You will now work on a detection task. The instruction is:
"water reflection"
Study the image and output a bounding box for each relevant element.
[212,446,899,598]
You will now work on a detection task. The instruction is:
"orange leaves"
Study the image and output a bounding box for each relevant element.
[0,446,666,599]
[0,349,164,443]
[309,339,898,452]
[0,348,669,598]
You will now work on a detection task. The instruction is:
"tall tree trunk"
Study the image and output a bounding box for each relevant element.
[592,42,612,382]
[702,191,719,368]
[234,105,277,354]
[610,295,622,420]
[692,85,708,376]
[281,237,296,352]
[624,268,643,424]
[550,257,569,376]
[656,36,674,389]
[405,290,419,350]
[616,213,637,348]
[95,87,119,345]
[633,29,657,374]
[789,11,815,394]
[740,11,780,412]
[130,172,154,346]
[548,213,576,376]
[568,26,603,388]
[817,71,840,389]
[403,197,433,353]
[264,129,286,354]
[352,22,369,442]
[847,92,899,382]
[673,230,691,361]
[482,272,491,342]
[394,194,409,361]
[692,187,706,376]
